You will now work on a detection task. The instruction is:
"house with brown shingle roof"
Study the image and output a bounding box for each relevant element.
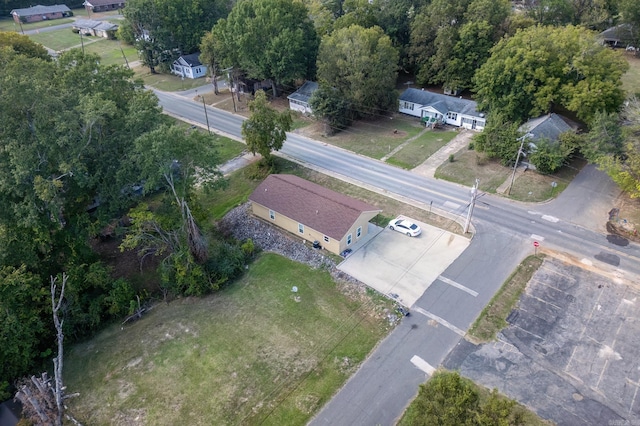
[249,174,381,255]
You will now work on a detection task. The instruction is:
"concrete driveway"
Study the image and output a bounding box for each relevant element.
[338,219,470,307]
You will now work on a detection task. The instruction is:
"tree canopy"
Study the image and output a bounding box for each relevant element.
[473,25,628,125]
[208,0,319,96]
[317,24,399,118]
[241,91,293,165]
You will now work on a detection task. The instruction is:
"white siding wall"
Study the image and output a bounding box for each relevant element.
[399,101,421,117]
[289,100,311,114]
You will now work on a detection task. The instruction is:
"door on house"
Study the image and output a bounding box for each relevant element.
[472,119,477,130]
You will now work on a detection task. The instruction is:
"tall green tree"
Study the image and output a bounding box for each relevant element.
[473,113,524,165]
[0,32,49,60]
[241,91,292,165]
[317,24,399,118]
[618,0,640,48]
[208,0,319,97]
[123,0,230,72]
[474,25,628,125]
[309,84,351,135]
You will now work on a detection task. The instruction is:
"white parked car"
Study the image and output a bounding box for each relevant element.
[388,217,421,237]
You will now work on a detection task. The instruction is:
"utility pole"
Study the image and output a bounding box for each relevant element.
[463,178,479,234]
[79,30,85,55]
[196,90,211,134]
[507,136,526,195]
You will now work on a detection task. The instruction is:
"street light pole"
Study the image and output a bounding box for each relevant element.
[463,178,479,234]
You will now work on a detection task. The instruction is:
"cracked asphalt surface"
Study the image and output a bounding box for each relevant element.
[444,257,640,425]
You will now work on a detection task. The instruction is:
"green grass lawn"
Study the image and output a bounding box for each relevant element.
[134,67,211,92]
[315,115,425,160]
[28,27,89,51]
[622,53,640,97]
[387,129,457,169]
[64,253,392,426]
[83,39,138,67]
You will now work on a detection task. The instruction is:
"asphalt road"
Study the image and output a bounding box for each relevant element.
[154,90,640,424]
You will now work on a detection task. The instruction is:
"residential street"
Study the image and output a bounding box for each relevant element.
[153,88,640,425]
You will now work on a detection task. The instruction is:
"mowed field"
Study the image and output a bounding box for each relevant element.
[64,253,393,425]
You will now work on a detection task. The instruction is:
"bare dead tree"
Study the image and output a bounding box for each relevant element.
[15,274,83,426]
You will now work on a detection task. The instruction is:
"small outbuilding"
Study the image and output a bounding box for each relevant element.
[11,4,72,23]
[287,81,318,114]
[170,53,207,79]
[399,88,486,131]
[73,19,118,38]
[249,174,381,255]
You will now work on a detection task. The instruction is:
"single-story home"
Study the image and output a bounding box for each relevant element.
[170,53,207,79]
[249,174,381,255]
[598,24,637,48]
[11,4,72,23]
[519,113,573,143]
[83,0,126,14]
[399,88,486,131]
[73,19,118,38]
[287,81,318,114]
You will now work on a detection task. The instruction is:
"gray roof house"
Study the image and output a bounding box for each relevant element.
[11,4,72,23]
[598,24,637,48]
[519,113,573,143]
[287,81,318,114]
[399,88,486,131]
[170,53,207,79]
[73,19,118,38]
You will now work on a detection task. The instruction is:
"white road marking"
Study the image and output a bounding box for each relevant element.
[531,234,545,242]
[443,201,461,211]
[413,307,465,336]
[411,355,435,375]
[541,215,559,223]
[437,275,478,297]
[581,258,593,266]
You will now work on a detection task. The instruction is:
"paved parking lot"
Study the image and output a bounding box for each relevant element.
[444,257,640,425]
[337,219,470,307]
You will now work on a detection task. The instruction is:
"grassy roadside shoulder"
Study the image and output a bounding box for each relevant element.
[467,255,545,343]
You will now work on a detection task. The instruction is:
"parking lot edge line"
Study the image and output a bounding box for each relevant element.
[410,355,436,375]
[413,307,465,336]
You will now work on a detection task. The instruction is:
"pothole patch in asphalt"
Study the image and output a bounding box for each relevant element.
[594,252,620,267]
[606,234,629,246]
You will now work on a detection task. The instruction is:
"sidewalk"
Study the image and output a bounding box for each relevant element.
[411,130,474,178]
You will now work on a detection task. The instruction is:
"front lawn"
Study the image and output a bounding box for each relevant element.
[134,67,210,92]
[64,253,392,425]
[28,28,90,52]
[387,129,457,169]
[83,39,138,67]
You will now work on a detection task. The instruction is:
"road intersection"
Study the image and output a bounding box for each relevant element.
[154,88,640,424]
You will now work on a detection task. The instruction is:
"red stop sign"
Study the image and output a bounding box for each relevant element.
[533,241,540,247]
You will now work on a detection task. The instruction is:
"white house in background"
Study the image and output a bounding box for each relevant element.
[287,81,318,114]
[398,88,486,131]
[170,53,207,79]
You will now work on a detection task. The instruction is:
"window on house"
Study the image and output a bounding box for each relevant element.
[298,223,304,233]
[356,226,362,238]
[447,112,458,121]
[347,234,352,245]
[269,210,275,220]
[323,235,329,243]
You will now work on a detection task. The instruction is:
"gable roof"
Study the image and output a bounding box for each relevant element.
[249,174,380,240]
[11,4,71,16]
[599,24,636,45]
[400,88,484,118]
[287,81,319,104]
[84,0,126,6]
[73,19,118,31]
[174,53,202,67]
[519,113,573,142]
